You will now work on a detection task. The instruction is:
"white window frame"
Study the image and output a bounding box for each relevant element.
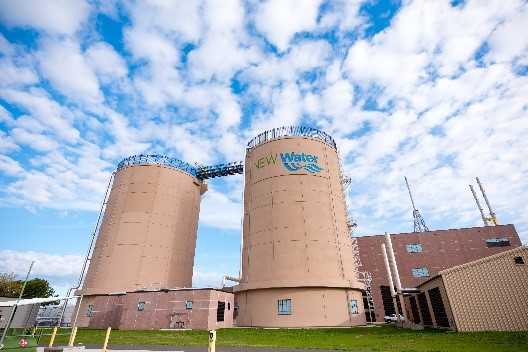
[412,267,430,277]
[349,299,359,314]
[406,244,423,253]
[278,299,292,315]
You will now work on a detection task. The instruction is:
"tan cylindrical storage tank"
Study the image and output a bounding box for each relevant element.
[80,155,206,296]
[234,126,365,327]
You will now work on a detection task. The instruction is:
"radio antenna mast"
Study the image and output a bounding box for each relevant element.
[469,184,489,226]
[404,176,430,232]
[475,177,499,225]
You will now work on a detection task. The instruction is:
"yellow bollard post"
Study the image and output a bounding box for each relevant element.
[68,327,78,347]
[208,330,216,352]
[102,327,111,352]
[48,327,58,348]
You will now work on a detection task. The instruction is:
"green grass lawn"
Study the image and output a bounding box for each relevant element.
[32,324,528,352]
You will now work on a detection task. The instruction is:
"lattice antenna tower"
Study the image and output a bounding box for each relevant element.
[404,176,430,232]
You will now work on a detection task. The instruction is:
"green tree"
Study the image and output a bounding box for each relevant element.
[0,272,56,301]
[0,272,22,297]
[22,278,56,299]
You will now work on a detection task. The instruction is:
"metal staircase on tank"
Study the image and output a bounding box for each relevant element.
[348,218,360,271]
[338,150,375,322]
[59,172,115,325]
[337,151,361,275]
[358,271,375,322]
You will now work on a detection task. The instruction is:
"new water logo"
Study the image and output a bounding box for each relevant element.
[253,152,324,173]
[279,152,324,173]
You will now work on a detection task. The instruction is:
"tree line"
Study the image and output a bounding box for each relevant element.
[0,272,56,302]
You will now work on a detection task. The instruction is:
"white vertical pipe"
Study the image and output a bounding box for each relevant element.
[385,232,402,292]
[381,244,396,297]
[382,244,400,323]
[385,232,407,322]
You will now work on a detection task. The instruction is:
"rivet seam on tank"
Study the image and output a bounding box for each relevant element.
[253,152,324,173]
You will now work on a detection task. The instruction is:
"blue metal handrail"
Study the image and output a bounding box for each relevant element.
[247,126,337,150]
[117,155,198,176]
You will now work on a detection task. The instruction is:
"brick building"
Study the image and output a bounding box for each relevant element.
[356,224,522,322]
[76,288,234,330]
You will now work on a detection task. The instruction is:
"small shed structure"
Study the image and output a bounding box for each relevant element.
[0,297,40,329]
[406,246,528,331]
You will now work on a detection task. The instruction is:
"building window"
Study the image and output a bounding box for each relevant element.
[485,238,510,247]
[228,302,231,310]
[87,304,93,317]
[412,268,430,277]
[349,299,359,314]
[514,256,525,265]
[217,302,226,322]
[137,302,145,311]
[278,299,292,315]
[185,301,193,309]
[406,244,423,253]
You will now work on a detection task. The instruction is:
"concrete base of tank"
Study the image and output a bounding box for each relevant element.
[234,286,366,327]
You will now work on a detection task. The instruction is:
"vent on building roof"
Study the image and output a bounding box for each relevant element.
[412,267,430,277]
[514,256,525,265]
[485,237,510,248]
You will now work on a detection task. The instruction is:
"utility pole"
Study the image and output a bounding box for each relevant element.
[0,261,34,349]
[404,176,430,232]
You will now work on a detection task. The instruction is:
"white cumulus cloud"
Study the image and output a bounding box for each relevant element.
[254,0,323,52]
[0,0,90,35]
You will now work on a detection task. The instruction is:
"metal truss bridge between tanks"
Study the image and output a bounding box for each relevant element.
[117,154,244,180]
[195,161,244,180]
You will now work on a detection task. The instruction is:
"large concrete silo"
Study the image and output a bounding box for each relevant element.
[77,155,206,326]
[234,126,365,327]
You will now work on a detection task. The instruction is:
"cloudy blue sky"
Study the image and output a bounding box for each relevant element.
[0,0,527,296]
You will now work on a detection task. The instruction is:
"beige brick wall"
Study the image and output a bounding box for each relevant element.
[442,246,528,332]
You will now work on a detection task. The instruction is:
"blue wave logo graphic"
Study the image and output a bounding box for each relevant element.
[283,162,324,173]
[280,152,324,173]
